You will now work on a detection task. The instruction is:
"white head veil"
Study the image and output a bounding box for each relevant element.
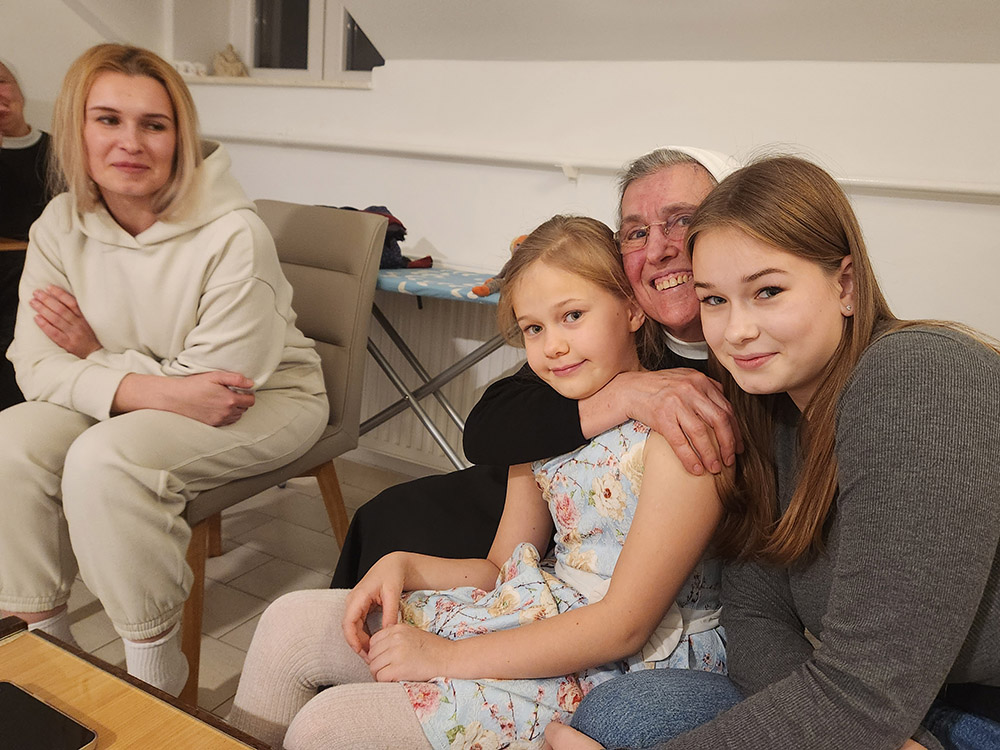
[660,145,739,184]
[0,57,21,84]
[615,146,739,227]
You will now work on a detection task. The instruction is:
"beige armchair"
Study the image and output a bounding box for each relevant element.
[178,201,387,705]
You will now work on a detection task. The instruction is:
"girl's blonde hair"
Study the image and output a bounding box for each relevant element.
[50,43,202,219]
[687,155,999,564]
[497,215,662,369]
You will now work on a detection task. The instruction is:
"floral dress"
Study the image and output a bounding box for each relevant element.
[400,420,725,749]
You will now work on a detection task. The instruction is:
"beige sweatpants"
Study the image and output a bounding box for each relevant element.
[0,390,327,640]
[229,589,431,750]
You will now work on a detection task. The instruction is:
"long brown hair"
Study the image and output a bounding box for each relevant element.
[50,43,202,219]
[497,215,663,369]
[686,155,1000,564]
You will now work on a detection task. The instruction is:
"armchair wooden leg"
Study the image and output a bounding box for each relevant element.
[179,519,208,707]
[207,513,223,558]
[310,462,350,548]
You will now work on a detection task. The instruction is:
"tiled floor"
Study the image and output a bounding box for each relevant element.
[64,457,415,718]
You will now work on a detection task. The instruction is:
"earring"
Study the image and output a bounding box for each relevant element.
[846,304,853,312]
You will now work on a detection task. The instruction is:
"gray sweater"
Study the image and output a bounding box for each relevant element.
[665,327,1000,750]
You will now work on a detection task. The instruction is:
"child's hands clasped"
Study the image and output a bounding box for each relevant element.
[342,551,409,657]
[367,623,454,682]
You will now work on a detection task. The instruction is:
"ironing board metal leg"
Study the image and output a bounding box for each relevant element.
[361,332,506,435]
[366,338,469,470]
[371,304,467,430]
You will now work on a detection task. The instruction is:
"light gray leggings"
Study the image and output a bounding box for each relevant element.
[228,589,432,750]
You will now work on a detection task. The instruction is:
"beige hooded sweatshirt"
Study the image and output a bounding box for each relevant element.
[9,141,324,421]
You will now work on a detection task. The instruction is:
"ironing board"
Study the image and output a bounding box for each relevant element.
[362,268,505,469]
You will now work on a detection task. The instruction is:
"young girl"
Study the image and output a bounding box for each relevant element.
[547,157,1000,750]
[229,216,728,749]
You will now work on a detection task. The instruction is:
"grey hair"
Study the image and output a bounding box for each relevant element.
[616,149,719,226]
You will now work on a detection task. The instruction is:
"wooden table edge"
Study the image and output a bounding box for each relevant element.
[0,616,268,749]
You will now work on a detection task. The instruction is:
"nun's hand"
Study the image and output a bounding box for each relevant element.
[31,286,101,358]
[607,368,741,475]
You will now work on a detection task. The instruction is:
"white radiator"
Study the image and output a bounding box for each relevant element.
[357,289,526,472]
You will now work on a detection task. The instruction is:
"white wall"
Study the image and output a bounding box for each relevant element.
[194,58,1000,337]
[194,59,1000,184]
[58,0,166,50]
[170,0,231,66]
[7,5,998,338]
[1,0,104,129]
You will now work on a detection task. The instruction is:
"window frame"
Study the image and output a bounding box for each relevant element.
[229,0,377,85]
[234,0,325,81]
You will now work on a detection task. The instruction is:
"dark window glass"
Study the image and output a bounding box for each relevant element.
[345,12,384,71]
[255,0,309,69]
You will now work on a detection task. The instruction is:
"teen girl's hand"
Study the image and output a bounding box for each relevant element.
[30,285,102,358]
[543,721,604,750]
[342,551,408,656]
[541,721,927,750]
[541,722,927,750]
[367,622,454,682]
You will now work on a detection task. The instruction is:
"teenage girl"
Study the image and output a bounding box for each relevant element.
[546,157,1000,750]
[229,215,730,749]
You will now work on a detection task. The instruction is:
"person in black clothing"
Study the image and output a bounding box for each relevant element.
[332,147,741,588]
[1,59,51,410]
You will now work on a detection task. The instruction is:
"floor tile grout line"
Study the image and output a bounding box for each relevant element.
[206,550,277,586]
[209,594,271,641]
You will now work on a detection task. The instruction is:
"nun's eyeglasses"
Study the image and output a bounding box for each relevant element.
[614,214,693,255]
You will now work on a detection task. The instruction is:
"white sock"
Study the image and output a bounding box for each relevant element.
[28,610,80,649]
[123,626,190,697]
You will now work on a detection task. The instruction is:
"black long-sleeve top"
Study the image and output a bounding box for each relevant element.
[463,347,705,466]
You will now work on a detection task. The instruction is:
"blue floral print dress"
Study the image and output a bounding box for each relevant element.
[400,420,726,749]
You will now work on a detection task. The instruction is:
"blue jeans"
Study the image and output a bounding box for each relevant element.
[571,670,1000,750]
[923,700,1000,750]
[570,669,744,749]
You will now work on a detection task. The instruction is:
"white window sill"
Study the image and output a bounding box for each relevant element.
[182,75,372,91]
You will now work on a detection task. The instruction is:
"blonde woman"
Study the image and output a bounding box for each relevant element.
[0,44,328,696]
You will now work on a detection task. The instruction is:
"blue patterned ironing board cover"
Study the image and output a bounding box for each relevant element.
[376,268,499,305]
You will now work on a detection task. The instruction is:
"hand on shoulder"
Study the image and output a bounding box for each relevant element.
[607,368,741,476]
